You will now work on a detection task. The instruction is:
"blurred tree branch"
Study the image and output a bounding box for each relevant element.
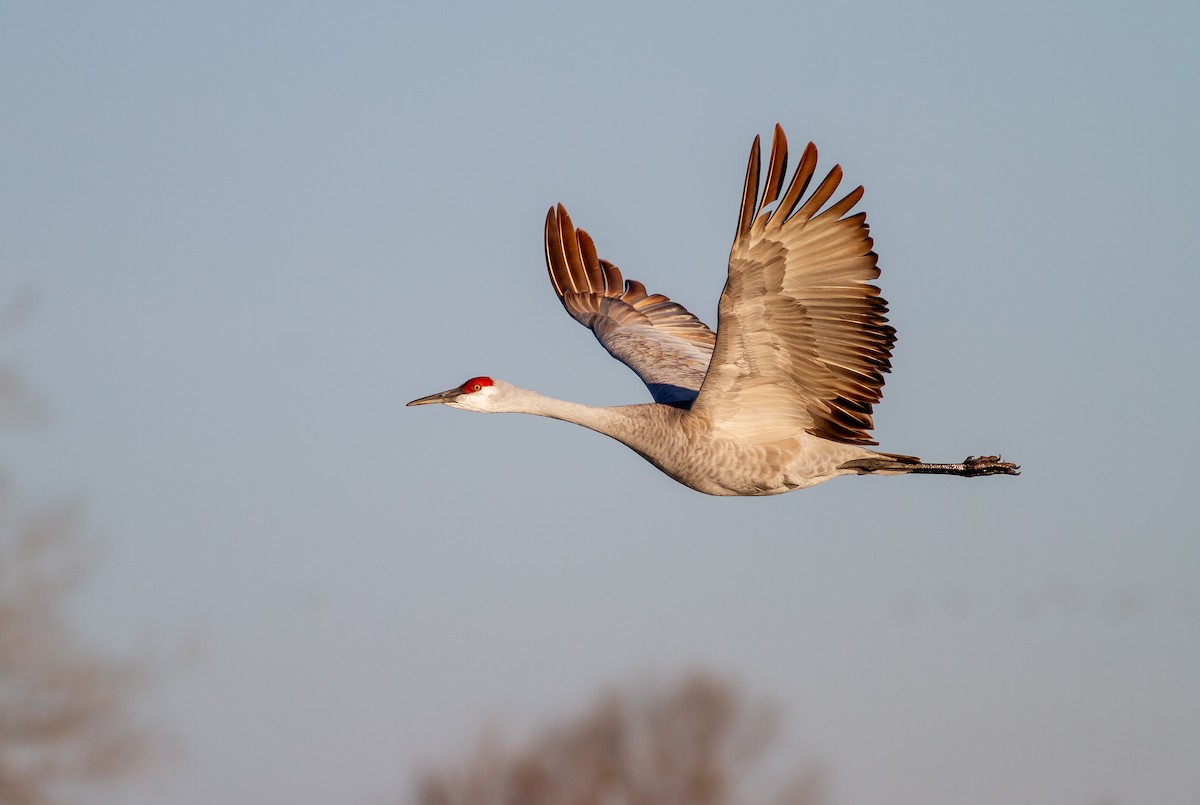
[416,674,825,805]
[0,312,151,804]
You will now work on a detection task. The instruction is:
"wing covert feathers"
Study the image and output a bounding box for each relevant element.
[694,124,896,445]
[544,204,716,406]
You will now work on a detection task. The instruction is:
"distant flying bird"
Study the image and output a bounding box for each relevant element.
[409,125,1018,496]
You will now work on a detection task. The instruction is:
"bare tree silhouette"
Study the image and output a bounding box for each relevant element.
[0,317,151,805]
[416,674,825,805]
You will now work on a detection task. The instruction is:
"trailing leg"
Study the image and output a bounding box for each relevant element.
[840,454,1020,477]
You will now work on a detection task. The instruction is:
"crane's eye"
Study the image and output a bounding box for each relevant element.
[461,376,494,394]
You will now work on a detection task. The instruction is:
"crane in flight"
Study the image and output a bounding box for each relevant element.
[409,125,1018,496]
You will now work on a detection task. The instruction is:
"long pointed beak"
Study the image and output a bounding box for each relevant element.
[406,387,461,407]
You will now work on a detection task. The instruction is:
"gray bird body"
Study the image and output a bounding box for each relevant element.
[409,126,1018,495]
[448,384,880,496]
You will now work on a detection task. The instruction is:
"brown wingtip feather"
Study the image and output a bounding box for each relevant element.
[577,229,604,289]
[795,164,845,220]
[772,141,819,226]
[817,185,865,220]
[544,206,565,297]
[736,135,761,241]
[761,125,788,214]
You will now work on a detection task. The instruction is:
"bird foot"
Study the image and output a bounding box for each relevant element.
[961,455,1020,477]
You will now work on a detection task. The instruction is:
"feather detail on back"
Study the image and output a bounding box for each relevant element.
[544,204,716,406]
[692,124,896,444]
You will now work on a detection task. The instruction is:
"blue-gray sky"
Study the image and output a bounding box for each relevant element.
[3,2,1198,803]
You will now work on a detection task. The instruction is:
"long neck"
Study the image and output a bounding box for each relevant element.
[499,387,637,441]
[490,385,698,480]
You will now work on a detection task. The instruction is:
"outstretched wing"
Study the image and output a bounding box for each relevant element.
[691,125,896,445]
[544,204,716,406]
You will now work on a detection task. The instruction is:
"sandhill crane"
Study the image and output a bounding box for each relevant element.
[409,125,1018,496]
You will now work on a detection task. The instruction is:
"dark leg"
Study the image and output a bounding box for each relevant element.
[840,455,1020,477]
